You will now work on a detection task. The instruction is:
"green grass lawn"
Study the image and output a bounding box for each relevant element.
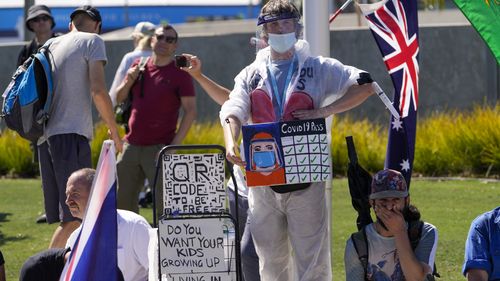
[0,178,499,280]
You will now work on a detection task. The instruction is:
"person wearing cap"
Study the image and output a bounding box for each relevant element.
[462,206,500,281]
[109,21,156,107]
[220,0,376,280]
[114,24,196,215]
[344,169,438,281]
[38,5,123,249]
[17,4,59,66]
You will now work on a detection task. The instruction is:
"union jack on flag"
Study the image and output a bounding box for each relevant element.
[359,0,419,188]
[60,140,122,281]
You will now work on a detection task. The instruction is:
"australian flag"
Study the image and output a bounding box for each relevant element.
[60,140,122,281]
[359,0,419,188]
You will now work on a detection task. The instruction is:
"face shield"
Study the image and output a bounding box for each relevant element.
[251,11,303,53]
[250,136,281,172]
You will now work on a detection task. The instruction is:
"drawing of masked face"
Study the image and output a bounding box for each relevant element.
[250,133,281,174]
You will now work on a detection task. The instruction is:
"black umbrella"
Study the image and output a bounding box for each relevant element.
[346,136,373,231]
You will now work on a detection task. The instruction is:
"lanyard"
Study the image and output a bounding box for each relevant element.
[266,54,296,120]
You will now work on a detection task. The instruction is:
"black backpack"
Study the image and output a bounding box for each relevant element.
[1,41,54,142]
[350,219,439,281]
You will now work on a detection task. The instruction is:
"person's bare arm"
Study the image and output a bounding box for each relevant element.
[181,54,230,106]
[466,269,489,281]
[222,116,246,167]
[170,96,196,145]
[115,64,141,104]
[89,60,123,152]
[292,83,374,119]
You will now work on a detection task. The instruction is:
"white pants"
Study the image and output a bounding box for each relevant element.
[248,183,331,281]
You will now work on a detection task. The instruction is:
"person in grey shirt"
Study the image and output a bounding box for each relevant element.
[344,169,438,281]
[38,5,122,249]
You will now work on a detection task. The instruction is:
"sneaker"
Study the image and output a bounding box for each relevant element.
[36,213,47,224]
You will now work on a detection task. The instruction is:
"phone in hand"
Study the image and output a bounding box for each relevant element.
[174,55,188,68]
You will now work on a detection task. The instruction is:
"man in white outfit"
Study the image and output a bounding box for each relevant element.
[220,1,376,280]
[65,168,151,281]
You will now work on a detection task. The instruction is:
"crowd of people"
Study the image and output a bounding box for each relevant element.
[0,1,498,281]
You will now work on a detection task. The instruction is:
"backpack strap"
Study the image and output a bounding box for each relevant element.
[351,228,370,281]
[408,220,440,279]
[36,40,55,126]
[137,56,149,98]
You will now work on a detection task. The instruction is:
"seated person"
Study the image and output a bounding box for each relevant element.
[64,168,151,281]
[20,168,149,281]
[344,169,438,281]
[463,206,500,281]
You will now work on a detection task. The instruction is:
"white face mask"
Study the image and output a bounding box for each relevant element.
[267,32,297,53]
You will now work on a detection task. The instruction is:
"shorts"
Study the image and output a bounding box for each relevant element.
[38,134,91,224]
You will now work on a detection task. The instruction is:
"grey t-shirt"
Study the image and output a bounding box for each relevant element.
[344,222,438,281]
[44,31,107,141]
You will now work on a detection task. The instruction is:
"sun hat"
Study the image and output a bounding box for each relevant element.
[25,5,55,32]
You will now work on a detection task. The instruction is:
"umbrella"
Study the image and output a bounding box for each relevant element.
[346,136,373,231]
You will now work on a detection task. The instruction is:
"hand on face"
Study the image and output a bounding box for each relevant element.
[374,199,407,235]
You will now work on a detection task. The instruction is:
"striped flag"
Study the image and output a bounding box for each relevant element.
[60,140,121,281]
[358,0,419,188]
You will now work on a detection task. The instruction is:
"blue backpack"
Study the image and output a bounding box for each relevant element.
[1,42,54,142]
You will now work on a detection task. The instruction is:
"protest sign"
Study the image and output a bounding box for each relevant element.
[242,118,331,187]
[158,217,237,281]
[162,154,226,215]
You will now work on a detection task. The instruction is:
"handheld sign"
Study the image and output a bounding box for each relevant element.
[242,118,331,187]
[162,154,226,215]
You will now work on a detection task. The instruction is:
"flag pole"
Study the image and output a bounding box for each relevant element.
[329,0,354,23]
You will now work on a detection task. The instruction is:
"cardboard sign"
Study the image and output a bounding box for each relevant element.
[242,118,331,187]
[158,217,237,281]
[162,154,226,215]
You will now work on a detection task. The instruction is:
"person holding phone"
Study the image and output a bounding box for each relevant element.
[181,53,261,281]
[114,24,196,215]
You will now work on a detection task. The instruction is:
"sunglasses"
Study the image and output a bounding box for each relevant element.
[154,34,177,43]
[32,15,51,23]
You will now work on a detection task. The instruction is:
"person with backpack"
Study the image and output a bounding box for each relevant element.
[38,5,123,249]
[344,169,439,281]
[462,206,500,281]
[16,4,61,225]
[114,24,196,216]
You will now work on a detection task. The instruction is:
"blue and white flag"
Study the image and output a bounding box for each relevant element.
[60,140,120,281]
[359,0,419,188]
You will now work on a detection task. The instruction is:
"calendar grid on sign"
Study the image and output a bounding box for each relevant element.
[282,133,330,184]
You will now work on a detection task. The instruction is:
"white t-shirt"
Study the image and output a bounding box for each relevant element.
[344,222,438,280]
[66,210,151,281]
[44,31,107,141]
